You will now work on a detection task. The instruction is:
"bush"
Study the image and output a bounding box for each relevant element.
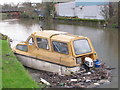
[20,12,29,18]
[112,24,117,28]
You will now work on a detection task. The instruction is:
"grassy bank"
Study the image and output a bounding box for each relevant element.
[0,39,2,90]
[54,16,105,23]
[53,16,106,27]
[1,39,39,88]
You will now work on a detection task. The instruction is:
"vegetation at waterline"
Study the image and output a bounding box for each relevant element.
[1,37,40,88]
[54,16,105,23]
[0,13,10,19]
[0,39,2,90]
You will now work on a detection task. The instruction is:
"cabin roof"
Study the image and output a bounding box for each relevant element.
[33,30,84,42]
[33,30,67,38]
[51,34,76,42]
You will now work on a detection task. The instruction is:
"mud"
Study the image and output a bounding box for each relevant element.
[26,63,114,88]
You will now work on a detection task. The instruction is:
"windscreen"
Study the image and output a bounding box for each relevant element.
[73,39,92,55]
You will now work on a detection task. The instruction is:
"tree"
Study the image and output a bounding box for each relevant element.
[100,5,109,20]
[118,2,120,26]
[18,2,40,18]
[108,2,118,27]
[42,2,56,19]
[100,2,118,27]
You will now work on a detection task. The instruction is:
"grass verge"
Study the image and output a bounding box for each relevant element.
[54,16,105,23]
[1,39,39,88]
[0,39,2,90]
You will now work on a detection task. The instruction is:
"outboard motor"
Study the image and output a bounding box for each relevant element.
[84,57,94,72]
[84,57,94,67]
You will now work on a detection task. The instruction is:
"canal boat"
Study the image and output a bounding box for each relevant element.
[13,30,99,75]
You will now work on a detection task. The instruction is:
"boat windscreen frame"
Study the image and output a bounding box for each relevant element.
[71,37,94,57]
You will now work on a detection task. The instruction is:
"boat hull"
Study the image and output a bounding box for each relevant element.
[15,54,80,75]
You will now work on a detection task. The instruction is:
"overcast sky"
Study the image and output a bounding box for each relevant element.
[0,0,42,5]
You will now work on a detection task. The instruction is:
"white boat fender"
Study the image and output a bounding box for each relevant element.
[40,78,51,86]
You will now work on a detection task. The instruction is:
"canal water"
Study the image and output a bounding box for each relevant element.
[0,19,118,88]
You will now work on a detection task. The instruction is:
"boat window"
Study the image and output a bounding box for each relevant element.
[73,39,92,55]
[28,37,34,45]
[52,41,69,54]
[37,38,49,50]
[16,45,28,51]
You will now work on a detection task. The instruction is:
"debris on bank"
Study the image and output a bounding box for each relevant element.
[0,33,8,40]
[27,63,114,88]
